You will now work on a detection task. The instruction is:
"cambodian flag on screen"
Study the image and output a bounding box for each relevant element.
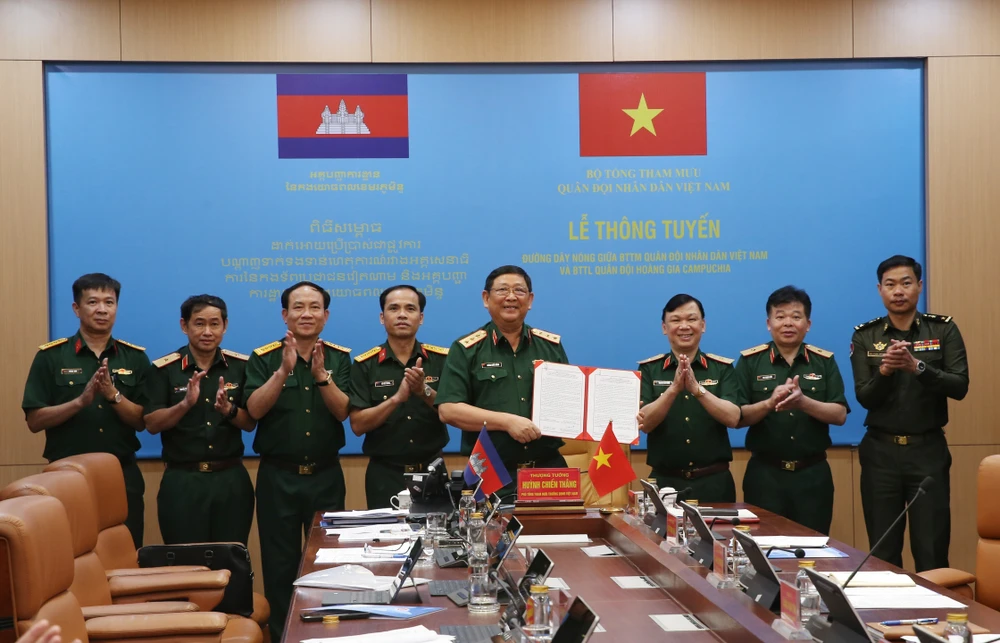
[464,427,511,499]
[276,74,409,159]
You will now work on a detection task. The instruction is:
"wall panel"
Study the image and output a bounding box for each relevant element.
[613,0,853,61]
[371,0,613,62]
[854,0,1000,58]
[0,0,120,61]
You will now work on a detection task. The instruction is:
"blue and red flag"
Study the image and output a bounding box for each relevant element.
[464,427,512,499]
[276,74,409,159]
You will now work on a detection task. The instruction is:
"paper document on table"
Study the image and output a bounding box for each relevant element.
[301,624,451,643]
[824,571,916,587]
[532,362,640,444]
[315,546,410,564]
[323,509,407,519]
[904,636,999,643]
[586,367,641,444]
[532,362,586,439]
[517,534,591,545]
[294,565,429,590]
[752,536,829,549]
[846,585,965,610]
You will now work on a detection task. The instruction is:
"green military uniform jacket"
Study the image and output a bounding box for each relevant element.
[349,340,450,463]
[436,321,568,465]
[734,342,849,460]
[244,338,352,462]
[639,350,737,471]
[143,345,249,463]
[849,312,968,433]
[22,331,151,461]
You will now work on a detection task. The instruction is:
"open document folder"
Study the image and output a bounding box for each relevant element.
[532,361,640,444]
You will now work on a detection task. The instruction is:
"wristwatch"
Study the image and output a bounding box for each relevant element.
[315,373,333,387]
[109,390,123,405]
[915,360,926,374]
[694,385,707,399]
[424,384,434,398]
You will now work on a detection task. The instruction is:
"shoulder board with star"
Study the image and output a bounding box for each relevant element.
[531,328,561,344]
[323,341,351,354]
[805,344,834,359]
[354,346,381,363]
[115,339,145,351]
[458,329,488,348]
[705,352,734,365]
[152,352,181,368]
[422,343,449,356]
[253,341,283,356]
[220,348,249,361]
[638,353,665,365]
[740,343,770,357]
[923,313,953,324]
[854,317,883,331]
[38,337,69,351]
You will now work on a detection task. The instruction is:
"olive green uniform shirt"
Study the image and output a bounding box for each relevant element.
[734,342,849,460]
[639,350,737,471]
[143,345,249,463]
[244,338,351,462]
[849,313,969,433]
[22,331,150,461]
[435,321,568,465]
[349,340,450,462]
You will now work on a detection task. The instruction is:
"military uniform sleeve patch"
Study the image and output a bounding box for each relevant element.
[706,352,735,365]
[38,337,69,351]
[531,328,561,344]
[152,352,181,368]
[115,339,146,351]
[220,349,249,361]
[354,346,382,362]
[458,329,488,348]
[853,317,883,331]
[740,344,770,357]
[638,353,666,365]
[253,340,283,356]
[323,341,351,353]
[923,313,953,324]
[805,344,834,359]
[422,343,450,355]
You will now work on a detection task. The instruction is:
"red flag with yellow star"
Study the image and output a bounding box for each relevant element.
[578,72,707,157]
[587,421,637,498]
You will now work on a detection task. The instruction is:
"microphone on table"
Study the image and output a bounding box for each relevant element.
[765,546,806,559]
[706,516,741,530]
[842,476,934,589]
[660,486,693,501]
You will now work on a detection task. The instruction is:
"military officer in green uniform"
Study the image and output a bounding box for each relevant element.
[245,281,352,640]
[637,294,740,502]
[735,286,849,535]
[850,255,968,571]
[143,295,255,545]
[22,273,150,547]
[349,285,450,509]
[437,266,568,499]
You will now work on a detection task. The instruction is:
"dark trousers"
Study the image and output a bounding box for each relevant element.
[859,431,951,571]
[157,465,255,545]
[365,459,409,509]
[497,453,568,502]
[121,459,145,548]
[256,460,345,640]
[743,456,834,535]
[651,468,736,504]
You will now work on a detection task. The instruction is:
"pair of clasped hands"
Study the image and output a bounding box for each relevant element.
[78,358,121,407]
[878,339,921,375]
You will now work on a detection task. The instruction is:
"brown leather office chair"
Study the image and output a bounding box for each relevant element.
[917,454,1000,604]
[44,454,270,639]
[560,439,632,507]
[0,494,262,642]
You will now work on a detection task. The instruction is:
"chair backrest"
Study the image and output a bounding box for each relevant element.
[0,495,89,642]
[976,455,1000,608]
[45,453,138,570]
[0,470,113,607]
[559,439,632,507]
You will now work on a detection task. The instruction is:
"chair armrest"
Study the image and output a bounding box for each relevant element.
[86,612,228,640]
[917,567,977,588]
[81,602,200,619]
[108,570,230,598]
[107,565,209,578]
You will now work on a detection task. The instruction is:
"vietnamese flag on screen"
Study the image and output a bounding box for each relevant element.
[276,74,409,159]
[579,72,707,157]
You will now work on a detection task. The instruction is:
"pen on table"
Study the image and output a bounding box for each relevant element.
[879,618,939,626]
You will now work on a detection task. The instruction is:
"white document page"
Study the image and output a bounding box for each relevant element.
[532,362,586,439]
[752,536,829,549]
[845,585,965,610]
[824,571,916,587]
[301,625,450,643]
[586,368,640,444]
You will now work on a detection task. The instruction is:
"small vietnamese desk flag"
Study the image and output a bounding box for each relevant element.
[578,72,707,157]
[464,427,512,499]
[588,421,638,498]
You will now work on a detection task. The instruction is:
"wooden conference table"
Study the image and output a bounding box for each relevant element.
[283,504,999,642]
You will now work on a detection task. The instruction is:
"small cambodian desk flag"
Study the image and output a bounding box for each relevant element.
[464,427,512,500]
[588,421,637,498]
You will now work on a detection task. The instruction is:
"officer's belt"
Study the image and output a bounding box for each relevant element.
[369,455,441,474]
[755,452,826,472]
[262,456,339,475]
[867,428,944,446]
[167,458,242,473]
[656,461,730,481]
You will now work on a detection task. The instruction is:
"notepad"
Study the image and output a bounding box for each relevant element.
[581,545,618,557]
[824,571,915,587]
[545,577,570,590]
[611,576,657,589]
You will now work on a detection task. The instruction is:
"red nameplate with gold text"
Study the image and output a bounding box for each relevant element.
[516,468,583,503]
[779,579,801,626]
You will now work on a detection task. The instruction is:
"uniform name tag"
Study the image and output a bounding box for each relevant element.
[61,368,83,375]
[481,362,503,368]
[374,380,395,388]
[803,373,822,381]
[653,380,672,386]
[867,351,886,358]
[756,374,776,382]
[699,379,719,386]
[113,368,133,376]
[913,339,941,352]
[173,386,188,393]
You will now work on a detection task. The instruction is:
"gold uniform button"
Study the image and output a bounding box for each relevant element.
[306,432,311,436]
[304,456,309,460]
[206,421,212,426]
[99,428,104,433]
[97,404,102,409]
[684,417,690,422]
[410,439,414,444]
[764,387,769,391]
[686,439,691,444]
[689,461,694,466]
[684,395,689,400]
[791,436,796,440]
[517,375,522,379]
[304,386,309,391]
[789,412,794,417]
[491,374,496,380]
[306,409,311,413]
[209,445,214,449]
[521,397,526,402]
[407,416,412,420]
[383,395,388,400]
[205,398,210,403]
[811,387,816,391]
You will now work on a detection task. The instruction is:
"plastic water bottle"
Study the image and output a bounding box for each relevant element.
[944,613,972,643]
[796,560,820,625]
[684,499,699,542]
[729,525,752,578]
[523,585,554,642]
[459,489,475,534]
[467,512,498,613]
